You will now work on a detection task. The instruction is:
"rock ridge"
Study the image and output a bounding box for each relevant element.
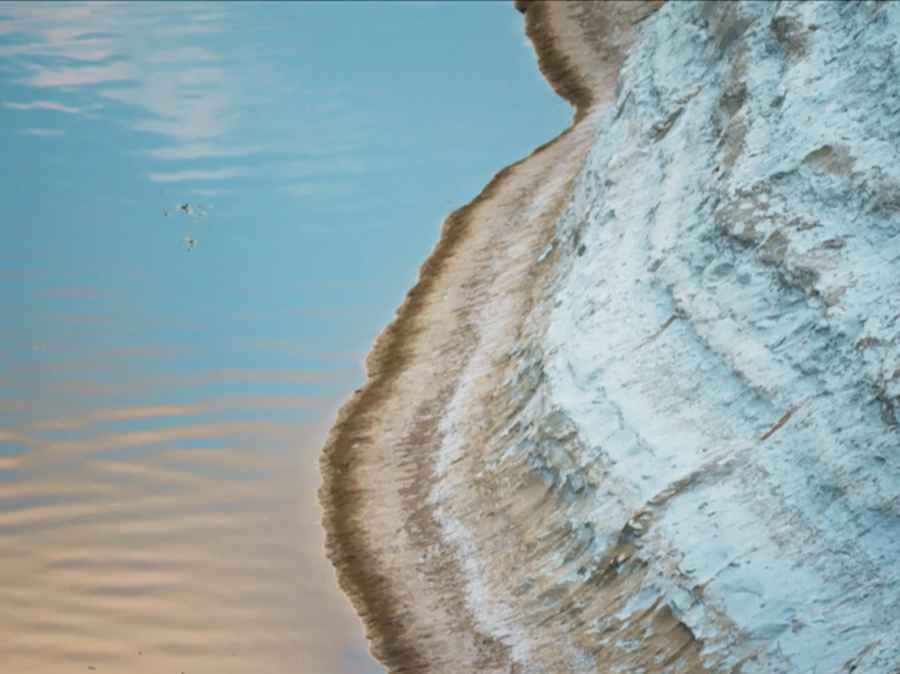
[319,1,900,672]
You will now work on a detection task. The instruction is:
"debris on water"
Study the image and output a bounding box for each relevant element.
[162,208,168,217]
[173,203,208,224]
[171,203,210,251]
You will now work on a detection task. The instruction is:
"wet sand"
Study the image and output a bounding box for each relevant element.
[317,2,705,672]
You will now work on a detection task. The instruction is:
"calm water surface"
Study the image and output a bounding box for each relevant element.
[0,2,569,672]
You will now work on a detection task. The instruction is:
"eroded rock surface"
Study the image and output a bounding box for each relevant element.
[321,2,900,672]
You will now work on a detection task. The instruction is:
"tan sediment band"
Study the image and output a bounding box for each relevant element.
[318,2,673,672]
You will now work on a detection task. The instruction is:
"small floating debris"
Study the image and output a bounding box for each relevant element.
[174,203,208,224]
[184,235,196,252]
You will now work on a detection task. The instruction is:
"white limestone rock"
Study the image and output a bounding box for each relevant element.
[544,1,900,670]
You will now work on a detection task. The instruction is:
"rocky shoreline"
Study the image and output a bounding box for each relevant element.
[319,1,900,672]
[318,2,666,670]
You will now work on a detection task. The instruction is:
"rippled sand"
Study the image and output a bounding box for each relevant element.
[316,2,698,672]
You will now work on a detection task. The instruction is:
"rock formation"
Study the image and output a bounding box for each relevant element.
[320,2,900,671]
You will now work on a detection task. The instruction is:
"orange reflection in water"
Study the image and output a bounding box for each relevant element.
[0,386,376,674]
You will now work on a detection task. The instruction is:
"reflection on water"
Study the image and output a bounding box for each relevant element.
[0,410,356,673]
[0,1,570,672]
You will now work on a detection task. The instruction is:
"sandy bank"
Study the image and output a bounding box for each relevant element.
[317,2,670,672]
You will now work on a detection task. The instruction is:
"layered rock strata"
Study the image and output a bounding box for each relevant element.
[320,1,900,672]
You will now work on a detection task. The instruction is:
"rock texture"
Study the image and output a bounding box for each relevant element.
[545,2,900,670]
[320,1,900,672]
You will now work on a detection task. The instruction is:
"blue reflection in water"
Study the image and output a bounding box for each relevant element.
[0,1,569,672]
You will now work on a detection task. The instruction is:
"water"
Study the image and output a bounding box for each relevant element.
[0,2,569,672]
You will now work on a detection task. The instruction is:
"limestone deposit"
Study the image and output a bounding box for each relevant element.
[320,2,900,671]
